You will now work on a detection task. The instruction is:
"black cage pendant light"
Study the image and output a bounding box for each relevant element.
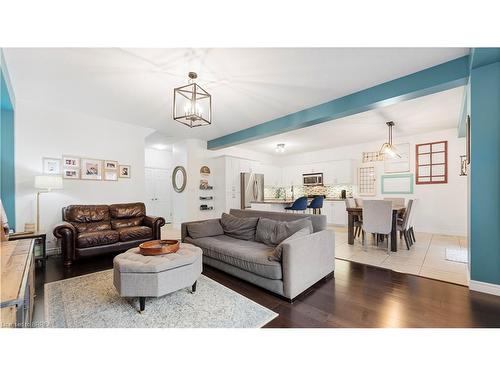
[173,72,212,128]
[379,121,401,159]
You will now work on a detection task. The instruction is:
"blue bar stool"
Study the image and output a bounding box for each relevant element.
[284,196,308,213]
[307,196,324,214]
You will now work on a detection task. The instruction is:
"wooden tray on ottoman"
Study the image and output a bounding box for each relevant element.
[139,240,180,256]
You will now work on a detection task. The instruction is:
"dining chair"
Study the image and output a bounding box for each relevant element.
[354,198,364,207]
[407,198,417,243]
[383,197,405,206]
[361,200,393,253]
[397,199,414,250]
[345,198,362,238]
[284,196,308,213]
[307,196,324,214]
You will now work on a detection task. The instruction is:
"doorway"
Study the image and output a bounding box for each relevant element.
[145,167,172,223]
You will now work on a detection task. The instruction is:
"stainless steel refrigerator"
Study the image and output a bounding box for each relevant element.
[240,173,264,209]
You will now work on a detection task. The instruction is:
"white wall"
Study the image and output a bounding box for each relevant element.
[15,100,154,250]
[145,148,172,169]
[276,128,467,236]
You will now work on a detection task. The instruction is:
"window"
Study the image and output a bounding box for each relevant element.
[416,141,448,184]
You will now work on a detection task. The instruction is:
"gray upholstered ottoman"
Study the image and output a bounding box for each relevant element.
[113,243,202,312]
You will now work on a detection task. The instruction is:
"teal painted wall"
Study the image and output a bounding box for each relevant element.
[1,67,16,230]
[470,61,500,285]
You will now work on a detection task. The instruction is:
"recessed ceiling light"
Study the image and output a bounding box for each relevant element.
[276,143,285,153]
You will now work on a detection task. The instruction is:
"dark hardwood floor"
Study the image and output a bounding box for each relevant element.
[34,254,500,328]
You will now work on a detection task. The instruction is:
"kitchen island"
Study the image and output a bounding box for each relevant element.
[250,198,348,226]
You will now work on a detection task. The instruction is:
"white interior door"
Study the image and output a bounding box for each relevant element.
[145,167,172,222]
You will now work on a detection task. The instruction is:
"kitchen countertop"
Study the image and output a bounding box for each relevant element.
[251,198,347,204]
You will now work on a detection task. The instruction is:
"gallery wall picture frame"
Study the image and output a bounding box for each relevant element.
[63,169,80,179]
[358,166,377,196]
[415,140,448,184]
[104,170,118,181]
[62,155,80,169]
[362,151,384,163]
[81,158,103,180]
[381,173,414,194]
[42,157,62,175]
[119,165,131,178]
[384,143,410,173]
[104,160,118,170]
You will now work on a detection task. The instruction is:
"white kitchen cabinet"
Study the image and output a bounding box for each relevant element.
[282,165,303,186]
[335,160,356,184]
[261,164,282,186]
[321,160,356,184]
[226,191,241,211]
[321,201,347,225]
[331,201,348,226]
[322,202,335,224]
[250,203,286,212]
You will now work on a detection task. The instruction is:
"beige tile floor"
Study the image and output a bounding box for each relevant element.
[162,224,469,286]
[332,226,469,286]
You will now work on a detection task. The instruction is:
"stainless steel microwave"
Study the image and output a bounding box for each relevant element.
[303,173,323,186]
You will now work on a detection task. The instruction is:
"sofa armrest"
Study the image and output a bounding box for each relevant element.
[181,218,221,242]
[143,215,166,239]
[53,221,77,267]
[281,229,335,300]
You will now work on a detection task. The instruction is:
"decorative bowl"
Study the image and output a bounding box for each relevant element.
[139,240,180,256]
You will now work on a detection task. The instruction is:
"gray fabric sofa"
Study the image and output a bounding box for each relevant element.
[181,209,335,301]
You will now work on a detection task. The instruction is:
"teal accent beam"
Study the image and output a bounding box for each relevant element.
[208,55,470,150]
[470,47,500,69]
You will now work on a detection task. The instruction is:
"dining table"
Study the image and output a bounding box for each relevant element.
[346,205,406,252]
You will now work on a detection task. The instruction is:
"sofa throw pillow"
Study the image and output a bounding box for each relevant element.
[187,220,224,239]
[255,217,313,247]
[220,213,259,241]
[269,227,311,261]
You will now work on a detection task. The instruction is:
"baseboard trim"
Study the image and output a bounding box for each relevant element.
[469,280,500,296]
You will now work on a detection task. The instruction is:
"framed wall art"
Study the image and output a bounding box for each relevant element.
[104,170,118,181]
[62,155,80,169]
[42,157,61,175]
[381,173,414,194]
[119,165,131,178]
[104,160,118,170]
[358,166,376,196]
[466,115,471,165]
[81,158,103,180]
[416,140,448,184]
[63,169,80,179]
[362,151,384,163]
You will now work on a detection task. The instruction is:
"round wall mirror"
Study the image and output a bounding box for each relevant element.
[172,166,187,193]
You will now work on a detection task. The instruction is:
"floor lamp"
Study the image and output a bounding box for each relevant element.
[34,175,63,232]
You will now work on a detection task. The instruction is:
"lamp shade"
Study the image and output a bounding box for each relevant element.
[34,175,63,190]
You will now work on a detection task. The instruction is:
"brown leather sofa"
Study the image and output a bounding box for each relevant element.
[53,202,165,266]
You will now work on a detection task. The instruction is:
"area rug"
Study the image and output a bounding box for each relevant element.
[445,248,468,263]
[44,270,278,328]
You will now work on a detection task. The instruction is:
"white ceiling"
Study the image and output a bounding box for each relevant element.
[238,86,465,155]
[3,48,468,141]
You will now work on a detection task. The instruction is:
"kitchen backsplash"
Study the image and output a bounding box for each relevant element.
[264,184,353,199]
